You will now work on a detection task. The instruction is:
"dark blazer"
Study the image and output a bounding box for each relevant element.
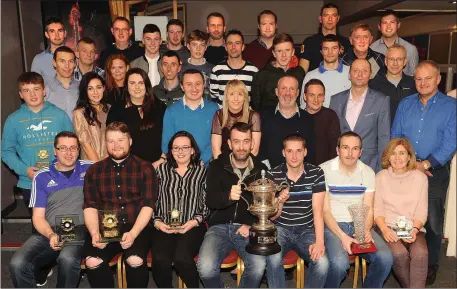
[330,88,390,172]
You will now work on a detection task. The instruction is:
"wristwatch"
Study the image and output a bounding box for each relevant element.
[423,162,430,170]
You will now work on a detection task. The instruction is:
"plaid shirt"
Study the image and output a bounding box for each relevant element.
[73,60,105,81]
[83,154,158,224]
[341,47,386,79]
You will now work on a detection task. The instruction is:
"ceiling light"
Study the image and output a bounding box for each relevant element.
[450,1,457,4]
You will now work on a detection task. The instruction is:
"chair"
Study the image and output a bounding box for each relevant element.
[349,255,367,288]
[81,253,123,288]
[178,249,240,288]
[239,250,304,288]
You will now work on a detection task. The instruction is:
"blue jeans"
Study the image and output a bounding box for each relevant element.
[197,224,285,288]
[9,234,83,288]
[324,223,393,288]
[277,225,328,288]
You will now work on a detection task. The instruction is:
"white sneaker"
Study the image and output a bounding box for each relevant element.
[36,269,53,287]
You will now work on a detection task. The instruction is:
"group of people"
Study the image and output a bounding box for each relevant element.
[2,2,456,288]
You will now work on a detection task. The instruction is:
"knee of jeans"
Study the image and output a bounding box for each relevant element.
[126,255,144,268]
[328,253,350,272]
[9,255,30,273]
[197,255,219,278]
[85,256,103,269]
[244,256,266,276]
[312,254,330,274]
[376,250,394,268]
[57,252,80,268]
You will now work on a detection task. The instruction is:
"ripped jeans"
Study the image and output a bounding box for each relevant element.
[82,224,151,288]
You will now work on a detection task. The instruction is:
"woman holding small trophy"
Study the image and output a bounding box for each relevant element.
[152,131,208,288]
[374,138,429,288]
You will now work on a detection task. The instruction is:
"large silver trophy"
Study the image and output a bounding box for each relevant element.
[348,203,376,253]
[241,170,288,256]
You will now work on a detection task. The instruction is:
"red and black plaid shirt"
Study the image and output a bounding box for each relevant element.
[83,154,158,224]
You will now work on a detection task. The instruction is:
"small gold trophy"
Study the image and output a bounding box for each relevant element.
[99,211,122,242]
[55,214,83,246]
[168,208,182,230]
[36,149,50,168]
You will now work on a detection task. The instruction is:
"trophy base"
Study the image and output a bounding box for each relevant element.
[351,241,378,254]
[168,223,183,231]
[100,237,122,243]
[246,227,281,256]
[100,230,122,243]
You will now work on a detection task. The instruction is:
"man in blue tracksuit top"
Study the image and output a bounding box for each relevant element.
[159,69,219,166]
[1,72,73,206]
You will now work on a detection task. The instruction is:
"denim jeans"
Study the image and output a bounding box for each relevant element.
[197,224,285,288]
[324,223,393,288]
[9,234,83,288]
[277,225,328,288]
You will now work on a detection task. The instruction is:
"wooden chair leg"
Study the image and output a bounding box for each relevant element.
[362,258,367,284]
[117,254,123,288]
[353,256,359,288]
[178,276,183,288]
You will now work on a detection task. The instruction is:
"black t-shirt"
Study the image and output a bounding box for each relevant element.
[59,168,75,178]
[204,46,228,66]
[98,42,144,70]
[299,32,351,72]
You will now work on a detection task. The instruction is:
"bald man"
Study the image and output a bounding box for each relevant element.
[392,60,456,284]
[330,58,390,172]
[259,75,316,168]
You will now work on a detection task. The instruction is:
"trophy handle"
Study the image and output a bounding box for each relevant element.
[239,182,247,190]
[279,181,289,191]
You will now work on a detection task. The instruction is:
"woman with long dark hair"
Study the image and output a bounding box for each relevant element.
[104,53,130,105]
[73,72,110,161]
[152,131,207,288]
[107,68,166,166]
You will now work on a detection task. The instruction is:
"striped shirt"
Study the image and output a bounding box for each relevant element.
[270,163,326,227]
[319,156,375,222]
[209,60,259,105]
[153,163,208,225]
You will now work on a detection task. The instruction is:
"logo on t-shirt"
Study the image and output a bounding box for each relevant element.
[27,120,52,131]
[79,172,86,180]
[47,179,58,187]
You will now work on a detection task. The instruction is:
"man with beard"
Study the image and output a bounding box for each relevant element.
[160,19,190,62]
[371,10,419,76]
[320,132,393,288]
[300,34,351,109]
[259,76,316,168]
[243,10,277,69]
[9,131,91,288]
[299,3,351,73]
[45,46,80,120]
[251,33,305,111]
[32,17,66,85]
[210,30,259,105]
[391,60,456,284]
[330,58,390,172]
[82,121,157,288]
[204,12,228,65]
[198,122,285,288]
[131,24,163,87]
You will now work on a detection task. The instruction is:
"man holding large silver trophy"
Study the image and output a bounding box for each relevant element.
[9,132,92,288]
[198,122,285,288]
[320,132,393,287]
[82,122,158,288]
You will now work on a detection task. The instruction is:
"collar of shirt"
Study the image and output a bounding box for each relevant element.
[379,36,400,46]
[207,41,226,48]
[318,60,344,73]
[73,59,103,79]
[145,54,160,63]
[52,75,78,89]
[349,87,368,103]
[113,41,133,50]
[186,57,207,65]
[275,103,300,119]
[182,97,204,109]
[49,158,81,179]
[45,46,53,55]
[416,91,439,106]
[110,154,132,168]
[257,37,270,49]
[229,153,254,180]
[330,156,362,174]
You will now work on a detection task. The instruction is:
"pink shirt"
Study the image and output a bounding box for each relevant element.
[345,88,368,130]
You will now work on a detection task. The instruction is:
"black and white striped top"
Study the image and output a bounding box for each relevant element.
[209,60,259,105]
[270,163,326,228]
[153,162,208,224]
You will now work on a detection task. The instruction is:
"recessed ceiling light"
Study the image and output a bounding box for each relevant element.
[450,1,457,4]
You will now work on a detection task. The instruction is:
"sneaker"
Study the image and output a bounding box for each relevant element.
[36,269,53,287]
[426,265,438,285]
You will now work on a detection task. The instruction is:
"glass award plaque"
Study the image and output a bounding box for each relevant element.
[55,214,84,246]
[98,210,122,243]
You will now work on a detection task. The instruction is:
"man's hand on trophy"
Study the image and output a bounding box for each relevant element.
[49,233,62,251]
[364,230,373,244]
[381,227,399,243]
[236,225,250,238]
[309,242,325,261]
[229,185,242,201]
[341,233,357,255]
[278,188,290,203]
[91,233,107,249]
[120,232,135,249]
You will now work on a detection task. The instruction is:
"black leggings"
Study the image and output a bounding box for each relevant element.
[151,225,206,288]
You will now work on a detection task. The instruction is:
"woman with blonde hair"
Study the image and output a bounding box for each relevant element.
[211,79,261,159]
[374,137,429,288]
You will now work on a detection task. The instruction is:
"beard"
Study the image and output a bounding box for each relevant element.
[109,149,130,161]
[233,149,250,162]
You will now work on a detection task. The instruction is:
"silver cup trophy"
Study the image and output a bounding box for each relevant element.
[240,170,288,256]
[348,203,373,251]
[393,216,414,239]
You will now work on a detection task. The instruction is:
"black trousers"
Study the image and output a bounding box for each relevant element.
[151,225,206,288]
[425,164,451,267]
[83,225,151,288]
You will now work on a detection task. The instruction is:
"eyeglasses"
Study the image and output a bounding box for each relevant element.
[56,146,79,153]
[387,57,405,63]
[113,28,129,33]
[172,146,191,152]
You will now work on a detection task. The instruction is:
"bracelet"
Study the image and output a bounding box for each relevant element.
[160,156,167,161]
[413,226,421,232]
[48,232,58,239]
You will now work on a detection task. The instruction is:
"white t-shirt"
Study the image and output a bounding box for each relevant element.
[145,54,160,87]
[320,156,375,222]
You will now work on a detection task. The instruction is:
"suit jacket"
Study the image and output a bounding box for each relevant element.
[330,88,390,172]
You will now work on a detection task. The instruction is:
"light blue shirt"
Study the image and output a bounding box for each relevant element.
[31,47,55,85]
[45,76,80,120]
[391,91,456,168]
